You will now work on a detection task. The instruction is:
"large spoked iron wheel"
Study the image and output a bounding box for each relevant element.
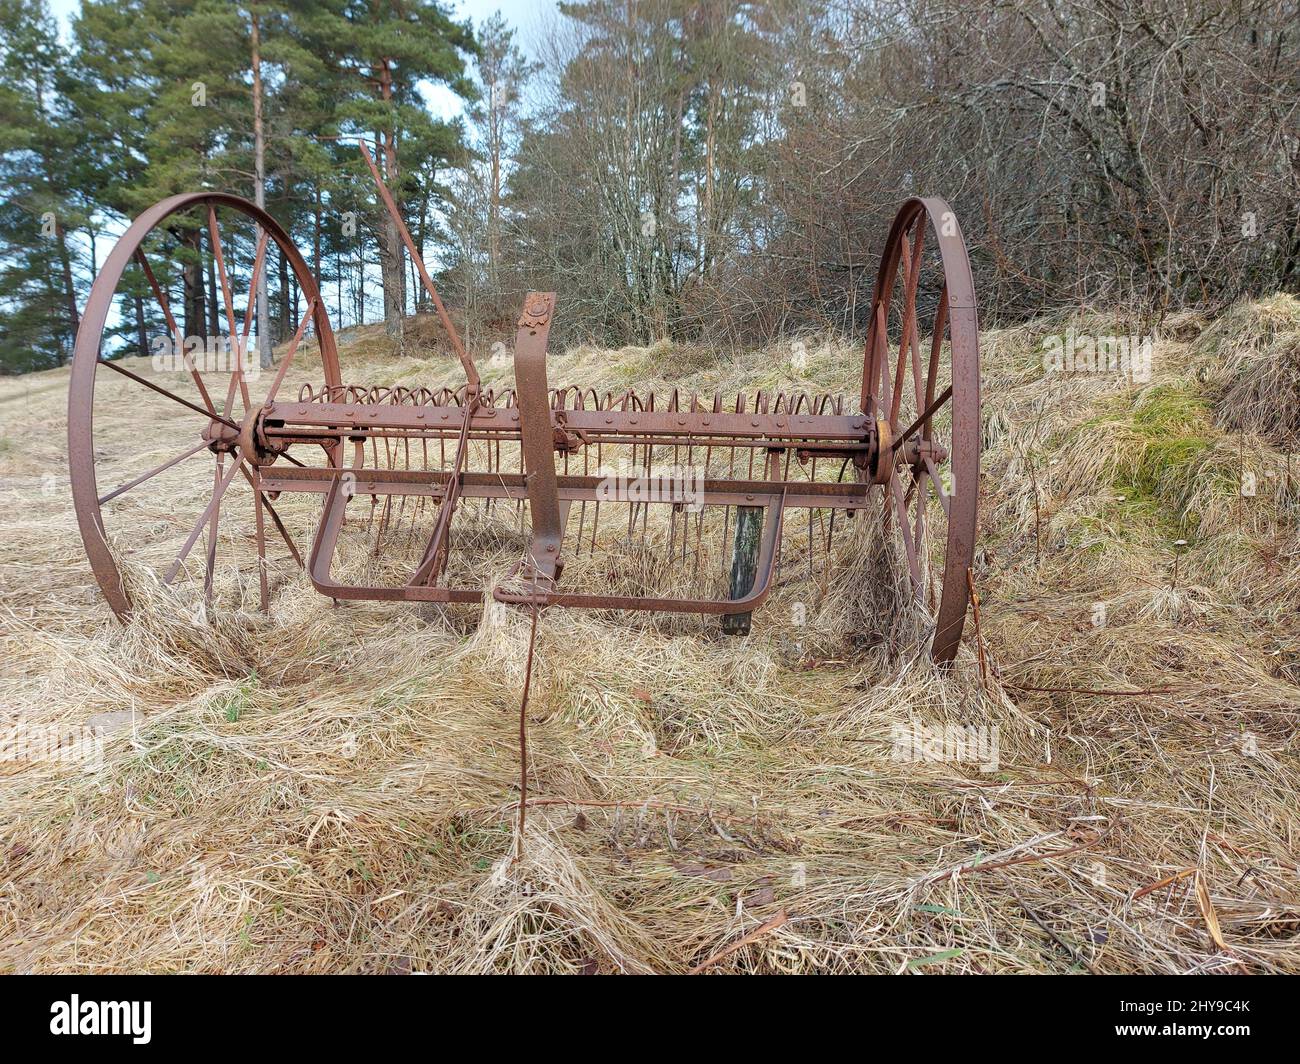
[68,193,340,619]
[862,197,980,664]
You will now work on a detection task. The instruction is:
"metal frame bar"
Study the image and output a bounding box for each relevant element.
[512,292,564,582]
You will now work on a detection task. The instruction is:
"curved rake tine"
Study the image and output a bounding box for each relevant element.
[397,434,412,526]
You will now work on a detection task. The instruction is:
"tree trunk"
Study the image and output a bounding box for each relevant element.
[312,183,322,290]
[414,168,433,310]
[206,232,218,337]
[250,9,274,369]
[134,293,148,358]
[54,221,79,362]
[335,246,343,327]
[376,66,406,346]
[278,245,290,342]
[488,90,501,287]
[721,505,762,635]
[703,80,717,278]
[181,228,203,342]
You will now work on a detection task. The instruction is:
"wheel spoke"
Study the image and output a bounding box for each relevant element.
[248,465,269,612]
[889,472,922,595]
[890,221,924,427]
[870,302,891,421]
[923,282,948,434]
[907,225,927,415]
[924,455,951,517]
[238,463,303,569]
[913,467,926,585]
[204,457,224,601]
[207,203,251,417]
[98,440,210,505]
[164,455,244,585]
[97,357,238,430]
[892,384,953,452]
[263,294,317,406]
[134,249,219,417]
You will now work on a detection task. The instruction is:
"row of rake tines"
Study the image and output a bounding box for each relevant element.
[299,381,868,591]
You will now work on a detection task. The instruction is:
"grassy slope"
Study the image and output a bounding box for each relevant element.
[0,299,1298,973]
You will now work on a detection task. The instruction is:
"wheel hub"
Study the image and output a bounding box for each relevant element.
[202,407,283,466]
[202,418,240,455]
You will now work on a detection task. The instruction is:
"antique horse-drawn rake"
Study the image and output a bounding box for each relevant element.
[68,150,979,663]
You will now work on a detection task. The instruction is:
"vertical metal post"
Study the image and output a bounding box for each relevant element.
[721,505,762,635]
[723,448,781,635]
[514,293,564,584]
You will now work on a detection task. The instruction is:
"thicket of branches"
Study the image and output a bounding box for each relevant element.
[486,0,1300,346]
[2,0,1297,373]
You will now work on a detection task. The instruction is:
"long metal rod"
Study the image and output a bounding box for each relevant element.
[96,358,239,430]
[163,456,244,585]
[407,395,479,587]
[356,140,479,393]
[98,440,211,505]
[512,293,563,582]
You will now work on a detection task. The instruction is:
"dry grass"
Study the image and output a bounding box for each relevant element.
[1194,294,1300,450]
[1,300,1298,974]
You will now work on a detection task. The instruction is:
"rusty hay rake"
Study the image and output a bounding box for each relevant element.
[68,149,980,663]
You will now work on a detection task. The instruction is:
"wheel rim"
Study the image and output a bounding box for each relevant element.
[68,193,341,619]
[862,197,980,664]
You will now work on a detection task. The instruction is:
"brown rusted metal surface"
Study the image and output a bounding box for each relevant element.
[68,192,339,620]
[510,292,564,585]
[357,140,479,394]
[68,180,979,665]
[862,197,980,663]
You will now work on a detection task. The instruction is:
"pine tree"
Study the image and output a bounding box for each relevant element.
[0,0,84,371]
[298,0,475,345]
[472,13,537,291]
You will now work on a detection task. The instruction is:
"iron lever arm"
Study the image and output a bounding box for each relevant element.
[512,293,565,583]
[357,141,479,394]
